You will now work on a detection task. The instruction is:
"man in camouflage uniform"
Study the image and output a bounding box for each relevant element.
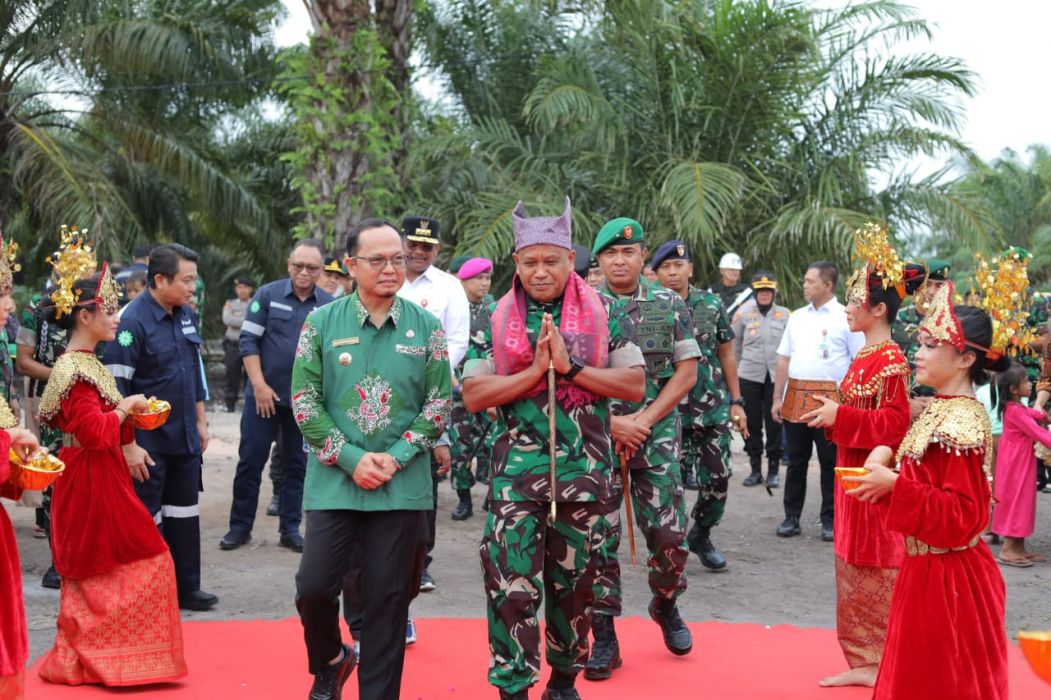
[15,285,70,590]
[462,199,645,700]
[586,220,701,681]
[652,241,749,573]
[449,257,496,521]
[892,259,950,413]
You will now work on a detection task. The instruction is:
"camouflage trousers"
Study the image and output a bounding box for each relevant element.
[450,395,493,491]
[480,500,606,693]
[683,422,731,528]
[592,461,688,616]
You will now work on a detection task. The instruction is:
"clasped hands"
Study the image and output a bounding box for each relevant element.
[531,313,572,377]
[612,412,651,461]
[353,452,400,489]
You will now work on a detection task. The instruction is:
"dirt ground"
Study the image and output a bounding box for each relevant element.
[10,405,1051,660]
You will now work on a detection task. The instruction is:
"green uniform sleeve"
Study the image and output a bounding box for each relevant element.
[716,300,734,344]
[388,323,454,465]
[672,295,702,361]
[291,317,368,477]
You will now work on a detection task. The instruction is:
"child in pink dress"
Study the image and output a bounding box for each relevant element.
[993,362,1051,567]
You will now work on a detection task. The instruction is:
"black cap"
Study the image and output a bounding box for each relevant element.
[234,277,255,287]
[572,244,591,279]
[403,216,440,245]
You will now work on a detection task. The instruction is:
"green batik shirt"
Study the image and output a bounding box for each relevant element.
[893,304,934,397]
[601,279,701,467]
[291,293,453,512]
[678,286,733,428]
[463,292,644,503]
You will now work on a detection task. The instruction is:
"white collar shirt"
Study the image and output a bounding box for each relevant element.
[775,297,864,383]
[398,265,471,370]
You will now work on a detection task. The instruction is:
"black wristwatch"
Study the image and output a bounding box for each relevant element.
[564,356,586,380]
[729,398,746,408]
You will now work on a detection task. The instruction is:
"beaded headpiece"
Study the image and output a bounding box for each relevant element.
[919,280,966,352]
[845,222,905,307]
[94,262,124,315]
[973,248,1033,359]
[47,226,98,318]
[0,234,20,293]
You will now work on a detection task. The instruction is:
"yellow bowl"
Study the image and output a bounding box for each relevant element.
[131,400,171,431]
[834,467,869,492]
[1018,630,1051,685]
[9,449,65,491]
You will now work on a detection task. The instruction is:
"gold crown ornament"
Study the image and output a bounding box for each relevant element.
[95,262,123,315]
[0,233,21,293]
[47,226,98,318]
[845,222,905,306]
[973,249,1034,358]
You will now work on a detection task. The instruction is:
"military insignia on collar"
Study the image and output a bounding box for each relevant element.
[676,244,684,256]
[118,330,133,347]
[623,225,633,239]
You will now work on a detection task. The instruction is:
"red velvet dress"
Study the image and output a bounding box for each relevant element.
[826,340,910,668]
[0,429,27,699]
[875,396,1007,700]
[36,351,186,686]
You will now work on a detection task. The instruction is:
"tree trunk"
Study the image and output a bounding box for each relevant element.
[374,0,413,186]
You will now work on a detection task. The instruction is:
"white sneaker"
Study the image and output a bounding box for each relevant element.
[405,618,417,646]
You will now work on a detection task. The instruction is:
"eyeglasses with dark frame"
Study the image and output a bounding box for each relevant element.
[351,254,408,271]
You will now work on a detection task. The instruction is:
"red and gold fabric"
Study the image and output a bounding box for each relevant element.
[874,396,1007,700]
[0,429,27,697]
[833,557,897,668]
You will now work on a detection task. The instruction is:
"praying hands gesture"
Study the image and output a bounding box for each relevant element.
[532,313,571,377]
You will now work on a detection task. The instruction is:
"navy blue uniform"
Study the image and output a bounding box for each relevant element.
[103,290,207,595]
[229,279,333,540]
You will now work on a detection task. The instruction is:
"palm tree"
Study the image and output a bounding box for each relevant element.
[411,0,977,301]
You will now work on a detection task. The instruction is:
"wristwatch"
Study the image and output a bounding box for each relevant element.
[564,356,586,381]
[729,398,746,408]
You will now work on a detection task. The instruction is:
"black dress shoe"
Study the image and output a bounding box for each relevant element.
[742,471,763,487]
[821,523,834,542]
[280,533,305,553]
[266,495,280,517]
[648,598,692,655]
[179,590,219,611]
[219,530,252,550]
[41,565,61,590]
[776,516,801,537]
[309,643,356,700]
[766,472,780,488]
[584,614,621,680]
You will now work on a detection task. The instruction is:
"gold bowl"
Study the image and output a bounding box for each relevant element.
[9,449,65,490]
[131,399,171,431]
[1018,630,1051,685]
[834,467,869,492]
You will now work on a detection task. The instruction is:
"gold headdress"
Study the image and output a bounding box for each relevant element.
[973,248,1033,358]
[0,234,20,292]
[845,222,905,306]
[47,226,98,318]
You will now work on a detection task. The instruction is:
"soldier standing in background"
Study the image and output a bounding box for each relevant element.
[709,252,751,315]
[732,272,789,488]
[462,199,646,700]
[891,259,950,416]
[221,277,254,413]
[449,257,495,521]
[652,241,748,572]
[587,221,700,681]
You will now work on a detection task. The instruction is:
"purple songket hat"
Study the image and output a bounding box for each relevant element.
[512,197,572,252]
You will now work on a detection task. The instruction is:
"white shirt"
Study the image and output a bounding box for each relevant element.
[398,265,471,369]
[775,297,864,383]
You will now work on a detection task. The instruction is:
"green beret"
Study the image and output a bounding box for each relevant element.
[926,258,951,281]
[449,255,472,274]
[592,217,644,256]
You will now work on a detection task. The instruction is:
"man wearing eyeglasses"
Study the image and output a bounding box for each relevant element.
[220,238,334,554]
[396,216,471,595]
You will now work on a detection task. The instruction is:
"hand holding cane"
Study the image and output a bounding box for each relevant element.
[618,451,638,568]
[548,359,557,522]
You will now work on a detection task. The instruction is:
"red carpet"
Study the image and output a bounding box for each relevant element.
[24,617,1047,698]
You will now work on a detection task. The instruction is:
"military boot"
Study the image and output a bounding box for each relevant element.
[541,670,581,700]
[742,456,763,487]
[766,460,780,488]
[451,489,473,521]
[687,522,727,571]
[584,613,622,680]
[649,597,693,656]
[499,690,528,700]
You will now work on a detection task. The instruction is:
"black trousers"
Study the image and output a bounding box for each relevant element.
[296,509,426,700]
[134,451,203,594]
[740,375,782,465]
[222,339,244,410]
[782,421,837,525]
[424,456,439,569]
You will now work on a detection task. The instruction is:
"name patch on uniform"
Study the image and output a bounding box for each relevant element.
[332,337,359,347]
[395,344,426,356]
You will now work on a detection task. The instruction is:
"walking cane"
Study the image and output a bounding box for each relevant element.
[618,453,638,568]
[548,361,557,522]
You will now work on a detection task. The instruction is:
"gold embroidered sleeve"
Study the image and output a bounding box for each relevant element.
[38,352,124,424]
[0,399,16,429]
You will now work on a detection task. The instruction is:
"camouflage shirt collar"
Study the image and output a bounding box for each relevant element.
[601,276,652,301]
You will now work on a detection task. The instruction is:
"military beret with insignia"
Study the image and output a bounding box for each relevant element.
[592,217,645,255]
[651,239,689,270]
[403,216,441,245]
[926,258,951,281]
